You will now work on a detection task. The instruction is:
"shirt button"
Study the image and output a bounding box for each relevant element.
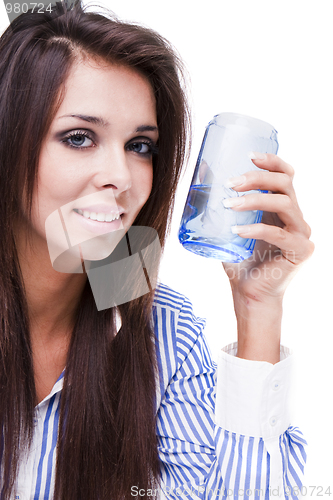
[269,416,277,426]
[272,380,280,391]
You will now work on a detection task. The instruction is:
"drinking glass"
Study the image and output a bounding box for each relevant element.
[178,112,278,262]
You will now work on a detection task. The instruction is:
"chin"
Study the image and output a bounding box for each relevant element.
[50,228,128,273]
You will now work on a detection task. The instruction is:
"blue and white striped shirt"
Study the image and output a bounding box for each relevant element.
[14,283,306,499]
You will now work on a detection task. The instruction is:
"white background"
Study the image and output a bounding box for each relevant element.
[1,0,332,494]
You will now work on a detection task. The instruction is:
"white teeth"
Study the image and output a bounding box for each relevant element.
[75,209,120,223]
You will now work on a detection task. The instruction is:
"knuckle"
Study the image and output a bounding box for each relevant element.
[276,226,287,241]
[307,239,315,256]
[287,163,295,179]
[288,163,295,179]
[281,172,293,191]
[281,194,293,210]
[299,238,315,262]
[304,222,312,239]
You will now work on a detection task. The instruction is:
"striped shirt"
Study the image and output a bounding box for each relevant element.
[14,283,306,499]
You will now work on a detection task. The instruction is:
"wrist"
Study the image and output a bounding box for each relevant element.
[233,292,283,364]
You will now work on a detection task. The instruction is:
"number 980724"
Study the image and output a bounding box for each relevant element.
[5,3,53,15]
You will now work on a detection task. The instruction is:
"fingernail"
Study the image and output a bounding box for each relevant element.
[231,225,251,234]
[223,197,244,208]
[248,151,266,161]
[225,175,246,188]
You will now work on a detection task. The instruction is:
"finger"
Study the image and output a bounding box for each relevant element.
[231,223,315,264]
[223,192,308,235]
[249,153,295,178]
[227,170,298,205]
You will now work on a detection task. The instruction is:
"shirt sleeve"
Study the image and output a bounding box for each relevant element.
[156,295,307,500]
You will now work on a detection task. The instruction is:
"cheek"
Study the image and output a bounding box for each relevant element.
[38,144,87,198]
[37,157,87,212]
[136,166,153,205]
[146,167,154,198]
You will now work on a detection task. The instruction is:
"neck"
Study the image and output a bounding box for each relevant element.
[16,231,87,343]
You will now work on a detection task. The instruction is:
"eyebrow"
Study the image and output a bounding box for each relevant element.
[58,114,158,133]
[135,125,158,133]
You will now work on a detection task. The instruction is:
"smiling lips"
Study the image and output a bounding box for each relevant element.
[74,209,121,222]
[73,204,123,223]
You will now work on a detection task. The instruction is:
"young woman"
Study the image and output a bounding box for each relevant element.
[0,1,314,499]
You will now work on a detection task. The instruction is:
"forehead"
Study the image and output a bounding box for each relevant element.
[54,57,157,125]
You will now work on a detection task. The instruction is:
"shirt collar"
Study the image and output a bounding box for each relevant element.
[35,370,64,409]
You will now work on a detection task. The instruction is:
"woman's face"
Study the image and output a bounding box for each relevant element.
[29,58,158,269]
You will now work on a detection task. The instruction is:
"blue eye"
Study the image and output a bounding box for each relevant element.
[127,139,158,157]
[128,142,150,154]
[62,130,95,149]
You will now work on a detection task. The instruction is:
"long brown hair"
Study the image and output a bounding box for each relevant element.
[0,1,190,498]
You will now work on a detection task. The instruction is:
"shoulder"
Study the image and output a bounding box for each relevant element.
[153,282,188,312]
[153,282,205,329]
[152,283,207,367]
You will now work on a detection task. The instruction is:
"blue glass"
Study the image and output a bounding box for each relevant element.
[178,113,279,262]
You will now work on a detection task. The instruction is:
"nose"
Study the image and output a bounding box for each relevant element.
[94,145,132,192]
